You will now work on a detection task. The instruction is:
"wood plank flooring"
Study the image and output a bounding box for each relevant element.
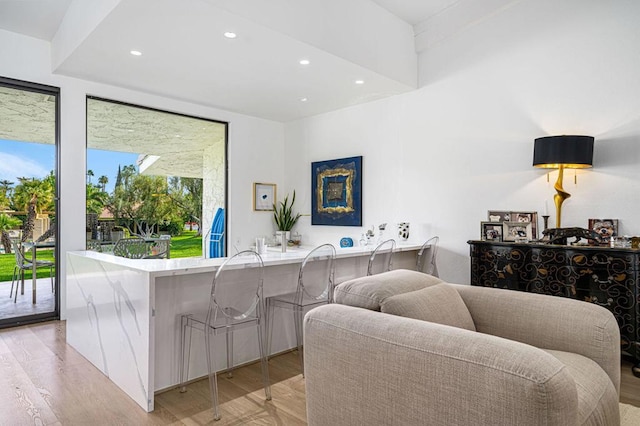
[0,320,637,425]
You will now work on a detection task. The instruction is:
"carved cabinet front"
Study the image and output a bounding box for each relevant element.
[469,241,639,364]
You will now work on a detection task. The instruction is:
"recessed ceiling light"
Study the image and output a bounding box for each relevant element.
[299,59,310,65]
[130,50,142,56]
[175,134,181,138]
[127,129,134,132]
[355,80,364,85]
[223,32,237,39]
[300,97,308,102]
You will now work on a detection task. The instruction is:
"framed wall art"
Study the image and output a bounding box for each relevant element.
[253,182,276,211]
[481,222,503,242]
[311,156,362,226]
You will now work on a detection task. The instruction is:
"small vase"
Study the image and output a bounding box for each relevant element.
[398,222,410,241]
[275,231,290,245]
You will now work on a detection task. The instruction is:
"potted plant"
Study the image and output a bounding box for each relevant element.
[111,225,125,242]
[273,191,302,244]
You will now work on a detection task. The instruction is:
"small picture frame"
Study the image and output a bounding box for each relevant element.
[588,219,618,242]
[487,211,511,222]
[253,183,276,211]
[503,221,532,242]
[481,222,503,242]
[510,211,538,240]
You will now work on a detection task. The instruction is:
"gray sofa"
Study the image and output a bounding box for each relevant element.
[303,269,620,426]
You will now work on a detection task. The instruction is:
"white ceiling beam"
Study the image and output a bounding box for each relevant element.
[414,0,521,52]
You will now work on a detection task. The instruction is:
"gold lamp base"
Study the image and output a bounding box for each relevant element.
[553,165,571,228]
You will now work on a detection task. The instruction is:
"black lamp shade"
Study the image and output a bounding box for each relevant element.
[533,135,594,169]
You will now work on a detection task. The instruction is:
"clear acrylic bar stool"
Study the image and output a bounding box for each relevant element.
[266,243,336,374]
[367,238,396,276]
[178,250,271,421]
[416,236,439,277]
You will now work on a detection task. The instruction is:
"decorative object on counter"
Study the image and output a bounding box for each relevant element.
[365,226,375,245]
[273,190,301,233]
[481,222,503,242]
[486,210,538,240]
[254,182,276,211]
[376,223,387,244]
[533,135,594,227]
[290,232,302,246]
[311,156,362,226]
[588,218,618,244]
[255,237,266,254]
[359,233,366,247]
[541,227,602,245]
[398,222,410,241]
[340,237,354,248]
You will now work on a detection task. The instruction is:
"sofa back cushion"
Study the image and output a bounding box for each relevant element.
[334,269,443,311]
[381,284,476,331]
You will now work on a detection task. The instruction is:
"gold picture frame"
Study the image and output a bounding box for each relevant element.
[253,183,276,211]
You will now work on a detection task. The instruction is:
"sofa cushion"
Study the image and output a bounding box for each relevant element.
[334,269,443,310]
[543,349,620,425]
[381,284,476,331]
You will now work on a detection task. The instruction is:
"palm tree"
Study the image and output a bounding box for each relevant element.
[98,175,109,192]
[0,179,13,209]
[87,169,94,184]
[0,213,21,254]
[86,184,109,214]
[11,177,54,213]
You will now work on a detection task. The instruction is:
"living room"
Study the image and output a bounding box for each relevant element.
[0,0,638,424]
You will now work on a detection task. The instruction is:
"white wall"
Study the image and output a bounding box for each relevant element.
[0,29,285,318]
[284,0,640,284]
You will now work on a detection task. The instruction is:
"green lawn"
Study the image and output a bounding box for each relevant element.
[0,231,203,283]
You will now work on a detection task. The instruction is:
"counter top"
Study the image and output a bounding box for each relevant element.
[68,242,424,278]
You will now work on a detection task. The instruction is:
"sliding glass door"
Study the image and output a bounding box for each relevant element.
[0,77,59,327]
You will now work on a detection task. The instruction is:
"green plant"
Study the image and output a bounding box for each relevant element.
[273,191,301,231]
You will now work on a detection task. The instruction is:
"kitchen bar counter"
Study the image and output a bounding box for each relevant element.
[66,243,423,411]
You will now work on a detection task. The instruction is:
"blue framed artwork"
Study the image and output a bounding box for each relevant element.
[311,156,362,226]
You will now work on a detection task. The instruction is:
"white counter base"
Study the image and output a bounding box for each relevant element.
[66,244,421,411]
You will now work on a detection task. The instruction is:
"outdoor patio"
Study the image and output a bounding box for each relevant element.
[0,277,55,320]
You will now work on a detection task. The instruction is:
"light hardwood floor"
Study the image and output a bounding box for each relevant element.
[0,320,637,425]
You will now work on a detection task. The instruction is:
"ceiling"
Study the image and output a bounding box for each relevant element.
[0,0,475,123]
[0,0,516,179]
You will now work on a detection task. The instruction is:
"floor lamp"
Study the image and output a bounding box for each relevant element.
[533,135,594,228]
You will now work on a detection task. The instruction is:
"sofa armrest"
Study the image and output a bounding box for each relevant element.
[304,304,578,426]
[454,284,620,395]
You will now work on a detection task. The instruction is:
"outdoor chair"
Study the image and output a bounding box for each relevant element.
[9,239,54,303]
[113,236,148,259]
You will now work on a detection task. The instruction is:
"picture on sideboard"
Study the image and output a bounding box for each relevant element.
[485,210,538,241]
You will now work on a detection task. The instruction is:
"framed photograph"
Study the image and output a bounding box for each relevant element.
[503,221,532,242]
[481,222,503,242]
[253,182,276,211]
[487,211,511,222]
[510,211,539,240]
[311,156,362,226]
[588,219,618,242]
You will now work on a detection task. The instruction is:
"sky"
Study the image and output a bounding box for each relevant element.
[0,139,138,193]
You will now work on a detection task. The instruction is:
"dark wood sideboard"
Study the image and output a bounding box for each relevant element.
[468,240,640,376]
